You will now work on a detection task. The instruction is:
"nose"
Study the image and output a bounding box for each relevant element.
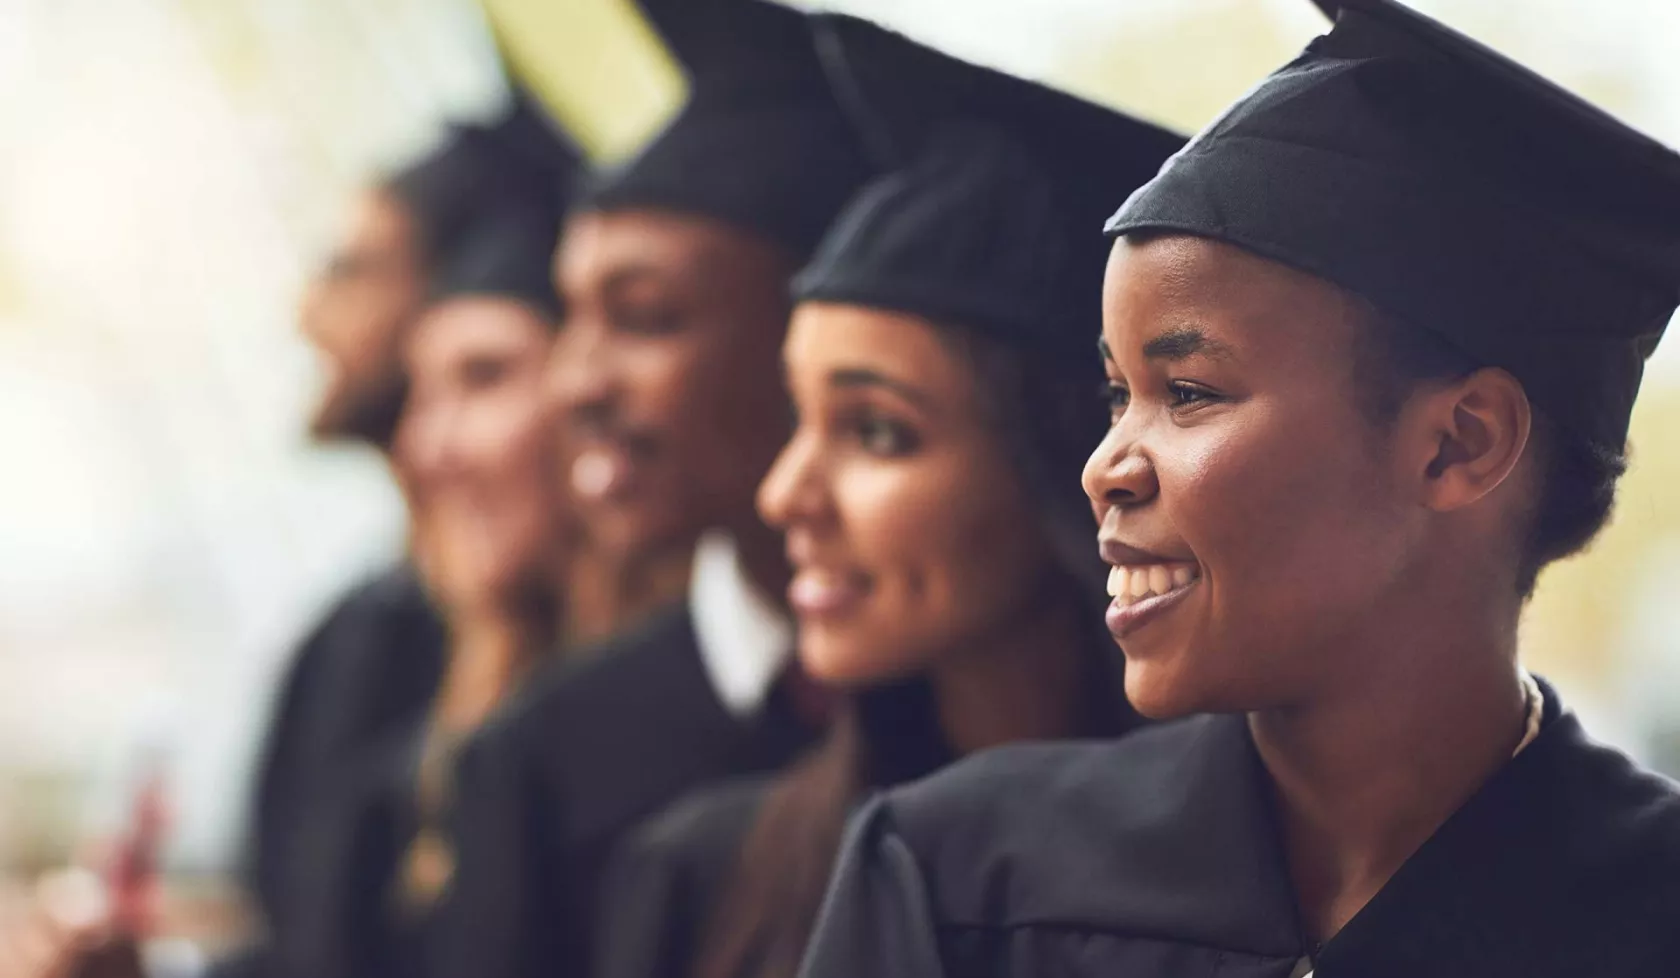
[543,323,615,433]
[1082,422,1159,511]
[756,428,829,531]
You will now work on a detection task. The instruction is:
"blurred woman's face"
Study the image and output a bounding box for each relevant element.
[301,187,426,442]
[397,297,565,610]
[1085,234,1422,719]
[758,303,1061,685]
[547,209,796,562]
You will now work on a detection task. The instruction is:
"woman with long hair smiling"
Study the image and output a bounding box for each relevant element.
[589,16,1183,978]
[796,1,1680,976]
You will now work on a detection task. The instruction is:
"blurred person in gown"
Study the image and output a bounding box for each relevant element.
[279,208,581,978]
[427,2,874,977]
[589,15,1182,978]
[0,95,579,978]
[797,2,1680,976]
[216,92,579,978]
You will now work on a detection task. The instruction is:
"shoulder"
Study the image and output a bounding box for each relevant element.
[630,775,775,859]
[1536,711,1680,875]
[884,715,1229,848]
[610,776,775,902]
[870,715,1280,933]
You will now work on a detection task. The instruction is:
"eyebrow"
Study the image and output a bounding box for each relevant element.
[1143,326,1235,362]
[828,367,932,408]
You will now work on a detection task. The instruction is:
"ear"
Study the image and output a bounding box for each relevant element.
[1407,367,1533,513]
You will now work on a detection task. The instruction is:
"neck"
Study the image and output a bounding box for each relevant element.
[929,586,1090,756]
[562,537,693,647]
[1250,583,1528,946]
[433,613,537,736]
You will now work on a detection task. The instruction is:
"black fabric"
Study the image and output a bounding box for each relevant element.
[794,15,1183,367]
[580,0,872,260]
[426,210,564,322]
[277,723,428,978]
[429,606,819,978]
[387,89,580,273]
[800,678,1680,978]
[595,777,775,978]
[592,648,1141,978]
[1105,0,1680,449]
[208,562,446,978]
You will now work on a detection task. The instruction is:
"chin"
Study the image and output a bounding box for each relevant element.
[796,626,915,690]
[1121,659,1228,721]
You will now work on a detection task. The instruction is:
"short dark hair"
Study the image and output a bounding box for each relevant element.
[1350,303,1627,595]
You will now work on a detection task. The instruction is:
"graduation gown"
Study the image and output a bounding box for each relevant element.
[430,606,818,978]
[212,561,446,978]
[595,660,1138,978]
[799,679,1680,978]
[594,776,774,978]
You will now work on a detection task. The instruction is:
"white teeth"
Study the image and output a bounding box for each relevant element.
[1107,563,1199,606]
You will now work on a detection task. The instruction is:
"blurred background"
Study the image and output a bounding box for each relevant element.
[0,0,1676,912]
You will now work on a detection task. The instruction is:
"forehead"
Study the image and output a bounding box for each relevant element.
[406,298,550,363]
[1100,234,1369,365]
[557,208,781,288]
[785,304,979,403]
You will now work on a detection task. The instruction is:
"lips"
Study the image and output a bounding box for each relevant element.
[787,568,870,619]
[568,432,655,503]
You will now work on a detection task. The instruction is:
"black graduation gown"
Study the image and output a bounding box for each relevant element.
[799,679,1680,978]
[594,667,1140,978]
[211,561,446,978]
[430,606,818,978]
[594,776,775,978]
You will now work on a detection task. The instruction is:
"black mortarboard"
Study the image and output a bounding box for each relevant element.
[792,13,1186,367]
[1105,0,1680,448]
[579,0,873,260]
[386,89,581,271]
[426,210,564,323]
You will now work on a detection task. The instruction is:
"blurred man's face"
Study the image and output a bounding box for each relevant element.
[300,187,426,447]
[546,208,796,563]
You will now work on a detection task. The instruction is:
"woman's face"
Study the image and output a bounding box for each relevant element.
[547,210,796,561]
[759,303,1061,686]
[1086,234,1426,719]
[397,297,566,609]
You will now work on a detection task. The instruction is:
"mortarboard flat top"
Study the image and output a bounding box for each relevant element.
[578,0,873,261]
[1106,0,1680,449]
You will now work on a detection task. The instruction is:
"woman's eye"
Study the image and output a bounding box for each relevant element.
[459,357,511,390]
[853,413,919,456]
[1105,382,1131,416]
[609,305,682,335]
[1168,382,1218,409]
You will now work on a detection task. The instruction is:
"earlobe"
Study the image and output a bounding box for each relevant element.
[1420,368,1532,512]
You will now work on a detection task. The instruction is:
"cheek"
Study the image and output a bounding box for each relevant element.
[1165,406,1404,662]
[827,459,1049,672]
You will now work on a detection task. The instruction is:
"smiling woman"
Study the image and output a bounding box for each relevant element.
[797,1,1680,976]
[586,13,1184,978]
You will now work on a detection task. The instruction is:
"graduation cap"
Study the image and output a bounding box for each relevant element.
[426,209,564,323]
[1105,0,1680,449]
[578,0,873,260]
[386,89,581,272]
[792,13,1186,367]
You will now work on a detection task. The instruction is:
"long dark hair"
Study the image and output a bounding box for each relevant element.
[692,325,1135,978]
